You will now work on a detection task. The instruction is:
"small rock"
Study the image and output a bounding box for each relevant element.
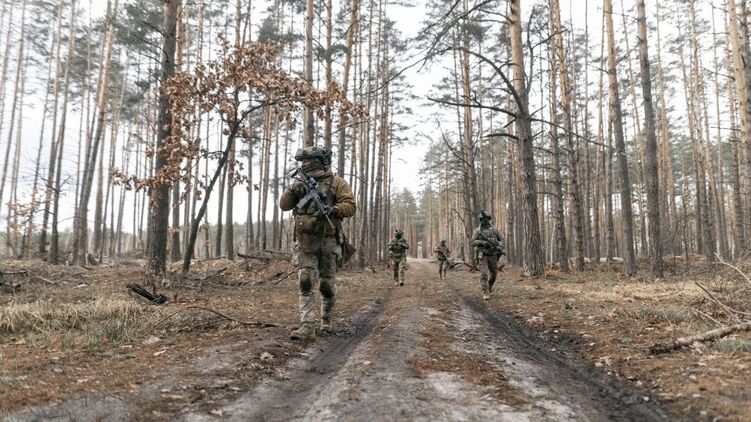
[260,352,274,362]
[143,336,161,346]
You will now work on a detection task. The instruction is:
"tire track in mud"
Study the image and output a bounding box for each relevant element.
[447,277,674,421]
[184,296,389,421]
[198,260,676,421]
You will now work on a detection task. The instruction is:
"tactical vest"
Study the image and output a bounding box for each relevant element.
[293,176,335,238]
[389,239,408,258]
[477,227,501,256]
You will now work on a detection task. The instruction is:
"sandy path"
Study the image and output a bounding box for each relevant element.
[182,259,672,421]
[6,260,673,421]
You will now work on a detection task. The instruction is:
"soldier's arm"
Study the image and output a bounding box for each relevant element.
[495,229,505,248]
[332,177,356,218]
[279,182,304,211]
[471,229,484,247]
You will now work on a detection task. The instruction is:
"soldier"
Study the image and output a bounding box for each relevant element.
[471,210,504,300]
[388,229,409,286]
[433,239,451,280]
[279,146,356,341]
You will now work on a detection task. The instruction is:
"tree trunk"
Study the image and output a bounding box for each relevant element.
[50,0,78,264]
[303,0,314,146]
[510,0,543,276]
[547,13,568,271]
[727,0,751,248]
[338,0,360,175]
[637,0,664,278]
[553,0,584,270]
[146,0,178,274]
[604,0,636,275]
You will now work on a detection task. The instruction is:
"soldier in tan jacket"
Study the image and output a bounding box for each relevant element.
[279,146,356,340]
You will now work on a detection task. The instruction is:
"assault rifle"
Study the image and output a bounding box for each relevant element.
[476,230,505,257]
[288,166,335,230]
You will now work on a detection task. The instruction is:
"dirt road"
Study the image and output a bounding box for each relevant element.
[6,259,673,421]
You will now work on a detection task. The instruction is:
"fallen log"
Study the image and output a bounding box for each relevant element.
[127,283,168,305]
[650,320,751,354]
[237,251,291,262]
[272,270,296,285]
[0,270,29,276]
[32,275,57,285]
[147,305,278,333]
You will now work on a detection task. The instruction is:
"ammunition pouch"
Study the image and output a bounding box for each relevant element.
[294,214,324,236]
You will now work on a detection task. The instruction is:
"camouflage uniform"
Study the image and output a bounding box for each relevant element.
[388,231,409,285]
[471,211,504,299]
[279,147,356,339]
[433,242,450,280]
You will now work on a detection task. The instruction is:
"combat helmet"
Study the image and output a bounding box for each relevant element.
[394,228,404,238]
[479,210,492,221]
[295,146,332,166]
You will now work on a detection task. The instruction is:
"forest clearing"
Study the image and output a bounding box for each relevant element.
[2,0,751,419]
[2,257,749,421]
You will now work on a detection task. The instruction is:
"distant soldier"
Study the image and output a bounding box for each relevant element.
[388,229,409,286]
[433,239,451,280]
[279,146,356,341]
[471,210,505,300]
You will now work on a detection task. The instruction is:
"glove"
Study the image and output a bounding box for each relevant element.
[317,205,334,217]
[291,182,306,197]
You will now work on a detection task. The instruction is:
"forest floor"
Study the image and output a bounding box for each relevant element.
[1,256,750,421]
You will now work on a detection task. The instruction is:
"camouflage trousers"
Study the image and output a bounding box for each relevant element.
[391,256,407,282]
[293,235,342,325]
[478,254,498,292]
[437,259,449,279]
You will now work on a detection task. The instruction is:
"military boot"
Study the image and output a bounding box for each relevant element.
[290,322,315,341]
[320,318,332,336]
[482,292,490,300]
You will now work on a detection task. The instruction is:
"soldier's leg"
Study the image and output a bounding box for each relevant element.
[398,257,406,284]
[479,256,490,294]
[291,238,320,340]
[318,237,340,332]
[392,259,399,281]
[487,255,498,292]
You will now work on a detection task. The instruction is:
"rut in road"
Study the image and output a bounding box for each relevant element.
[186,259,673,421]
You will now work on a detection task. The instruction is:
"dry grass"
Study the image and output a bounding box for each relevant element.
[0,298,158,347]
